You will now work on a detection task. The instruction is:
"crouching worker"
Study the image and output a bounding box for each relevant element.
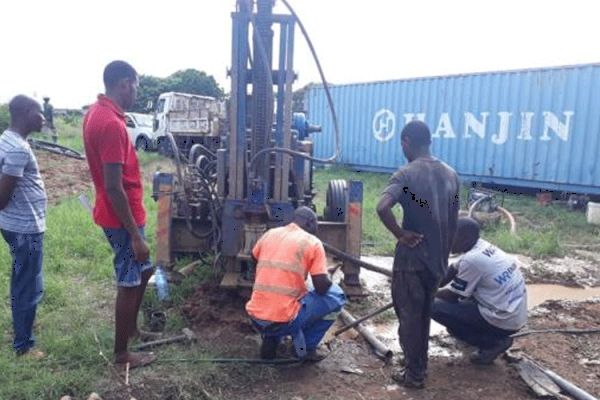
[432,217,528,364]
[246,206,346,361]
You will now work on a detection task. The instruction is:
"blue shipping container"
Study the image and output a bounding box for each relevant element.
[306,63,600,194]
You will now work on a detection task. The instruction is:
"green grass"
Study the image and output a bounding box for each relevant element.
[0,184,213,399]
[0,197,112,399]
[482,191,600,257]
[31,117,84,152]
[312,166,600,258]
[312,165,401,255]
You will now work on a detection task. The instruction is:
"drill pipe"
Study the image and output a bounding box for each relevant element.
[339,309,392,360]
[323,243,393,278]
[335,302,394,336]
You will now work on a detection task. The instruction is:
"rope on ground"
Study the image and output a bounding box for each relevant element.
[512,327,600,338]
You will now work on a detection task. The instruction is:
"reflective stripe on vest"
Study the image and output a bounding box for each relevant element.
[253,283,304,299]
[256,260,305,276]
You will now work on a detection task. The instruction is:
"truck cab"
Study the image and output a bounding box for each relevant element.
[125,112,157,151]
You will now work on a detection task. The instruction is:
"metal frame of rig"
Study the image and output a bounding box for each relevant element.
[152,0,365,296]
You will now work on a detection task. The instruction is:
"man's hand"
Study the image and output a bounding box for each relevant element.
[377,194,424,248]
[132,235,150,263]
[397,230,424,248]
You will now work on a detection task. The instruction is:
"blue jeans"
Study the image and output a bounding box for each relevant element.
[1,230,44,354]
[103,226,153,287]
[252,284,346,358]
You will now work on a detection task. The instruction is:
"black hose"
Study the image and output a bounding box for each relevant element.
[511,327,600,338]
[156,357,302,365]
[247,0,342,171]
[280,0,341,162]
[323,242,393,278]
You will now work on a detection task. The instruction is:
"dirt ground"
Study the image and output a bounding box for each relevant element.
[34,153,600,399]
[518,253,600,288]
[35,151,92,204]
[516,299,600,397]
[176,284,525,400]
[102,284,596,400]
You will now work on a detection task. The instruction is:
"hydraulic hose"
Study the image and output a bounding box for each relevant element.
[468,195,517,235]
[247,0,342,173]
[280,0,341,162]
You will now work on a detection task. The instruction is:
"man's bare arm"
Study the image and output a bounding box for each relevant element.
[439,264,458,287]
[103,163,149,262]
[0,174,18,210]
[436,288,460,303]
[312,274,332,295]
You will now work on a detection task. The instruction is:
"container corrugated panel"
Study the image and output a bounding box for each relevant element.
[306,63,600,194]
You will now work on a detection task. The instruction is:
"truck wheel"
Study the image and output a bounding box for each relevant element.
[157,138,173,157]
[324,179,348,222]
[135,136,150,152]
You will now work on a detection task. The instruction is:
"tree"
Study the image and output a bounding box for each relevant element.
[132,75,167,113]
[0,104,9,132]
[132,69,224,113]
[168,69,224,99]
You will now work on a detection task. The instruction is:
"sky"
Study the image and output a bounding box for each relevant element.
[1,0,598,108]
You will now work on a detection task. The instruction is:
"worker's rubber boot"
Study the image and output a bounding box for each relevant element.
[303,347,328,362]
[260,337,278,359]
[470,337,513,365]
[391,368,425,389]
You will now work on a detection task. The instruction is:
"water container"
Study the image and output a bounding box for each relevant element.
[587,202,600,225]
[154,266,170,301]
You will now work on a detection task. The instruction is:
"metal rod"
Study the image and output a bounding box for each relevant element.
[335,302,394,336]
[543,370,598,400]
[522,353,599,400]
[339,309,393,360]
[323,242,392,278]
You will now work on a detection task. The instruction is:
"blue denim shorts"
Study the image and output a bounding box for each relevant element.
[103,226,153,287]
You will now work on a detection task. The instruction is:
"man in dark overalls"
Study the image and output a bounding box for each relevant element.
[377,120,460,389]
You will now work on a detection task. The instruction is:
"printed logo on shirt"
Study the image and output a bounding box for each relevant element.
[482,246,497,257]
[494,263,517,285]
[451,277,468,292]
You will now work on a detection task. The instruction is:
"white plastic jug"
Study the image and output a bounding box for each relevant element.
[587,201,600,225]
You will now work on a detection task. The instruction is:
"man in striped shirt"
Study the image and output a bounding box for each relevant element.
[0,95,47,358]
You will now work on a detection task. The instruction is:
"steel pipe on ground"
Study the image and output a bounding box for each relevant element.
[339,309,393,360]
[335,302,394,336]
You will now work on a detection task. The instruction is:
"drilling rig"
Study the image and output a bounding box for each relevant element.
[153,0,364,296]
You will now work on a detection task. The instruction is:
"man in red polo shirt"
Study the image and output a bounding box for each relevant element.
[83,60,155,368]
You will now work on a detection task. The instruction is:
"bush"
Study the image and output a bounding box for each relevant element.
[0,103,9,132]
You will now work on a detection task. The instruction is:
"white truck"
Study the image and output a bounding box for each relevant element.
[125,112,157,151]
[153,92,226,156]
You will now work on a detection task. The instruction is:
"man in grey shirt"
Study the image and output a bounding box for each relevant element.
[0,95,47,358]
[433,217,527,364]
[377,120,460,389]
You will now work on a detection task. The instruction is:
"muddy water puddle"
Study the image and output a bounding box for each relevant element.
[527,284,600,307]
[358,256,600,358]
